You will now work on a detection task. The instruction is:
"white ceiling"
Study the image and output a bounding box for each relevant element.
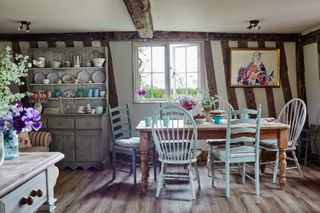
[0,0,319,34]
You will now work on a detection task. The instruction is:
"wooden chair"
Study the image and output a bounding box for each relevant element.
[208,105,262,197]
[260,98,307,183]
[151,104,200,199]
[207,99,234,175]
[298,124,320,166]
[108,104,157,184]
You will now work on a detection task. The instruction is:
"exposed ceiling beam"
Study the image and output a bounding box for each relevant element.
[123,0,153,38]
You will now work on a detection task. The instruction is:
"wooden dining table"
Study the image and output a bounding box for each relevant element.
[136,119,290,193]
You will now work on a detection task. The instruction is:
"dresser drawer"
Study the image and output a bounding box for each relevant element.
[76,118,101,129]
[48,118,74,129]
[0,171,48,213]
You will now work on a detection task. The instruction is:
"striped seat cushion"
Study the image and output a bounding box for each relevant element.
[260,139,293,149]
[212,146,255,160]
[29,132,52,147]
[115,137,140,147]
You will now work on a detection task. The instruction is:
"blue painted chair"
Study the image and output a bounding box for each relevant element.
[208,105,261,197]
[151,104,201,199]
[108,104,157,184]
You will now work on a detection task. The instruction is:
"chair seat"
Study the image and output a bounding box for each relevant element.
[260,139,293,149]
[115,137,140,147]
[211,146,255,161]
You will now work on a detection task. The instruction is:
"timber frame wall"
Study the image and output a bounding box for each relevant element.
[0,31,309,116]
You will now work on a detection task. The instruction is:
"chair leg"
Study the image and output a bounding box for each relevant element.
[156,163,164,197]
[241,163,246,184]
[255,160,260,195]
[211,154,215,187]
[272,151,279,183]
[194,163,201,189]
[304,142,309,166]
[132,149,137,185]
[188,164,196,200]
[112,150,117,181]
[153,147,157,180]
[292,151,303,177]
[225,162,230,198]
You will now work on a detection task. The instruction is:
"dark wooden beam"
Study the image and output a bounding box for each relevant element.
[237,40,256,109]
[221,40,239,110]
[258,40,276,117]
[276,42,292,104]
[123,0,153,38]
[300,29,320,45]
[204,40,217,96]
[0,31,299,42]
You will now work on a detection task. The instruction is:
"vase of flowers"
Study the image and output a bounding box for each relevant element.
[0,103,42,159]
[136,88,148,101]
[174,96,199,124]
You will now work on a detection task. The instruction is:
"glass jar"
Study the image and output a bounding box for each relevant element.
[4,130,19,160]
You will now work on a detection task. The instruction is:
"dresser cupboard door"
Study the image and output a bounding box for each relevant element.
[50,131,75,161]
[75,131,101,161]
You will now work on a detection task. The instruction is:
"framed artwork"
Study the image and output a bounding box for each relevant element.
[230,48,280,87]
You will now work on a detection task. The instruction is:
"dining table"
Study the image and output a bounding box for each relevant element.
[136,119,290,193]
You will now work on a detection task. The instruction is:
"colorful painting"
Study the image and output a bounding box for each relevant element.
[230,48,280,87]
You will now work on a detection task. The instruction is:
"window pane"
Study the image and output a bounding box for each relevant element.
[152,46,165,73]
[174,72,186,95]
[140,73,151,88]
[174,47,186,73]
[187,46,198,72]
[186,73,198,89]
[147,73,165,99]
[138,46,151,73]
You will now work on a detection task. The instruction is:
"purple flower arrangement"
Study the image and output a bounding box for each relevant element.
[0,103,42,134]
[136,88,148,97]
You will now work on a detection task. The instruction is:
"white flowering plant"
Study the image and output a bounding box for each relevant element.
[0,46,31,105]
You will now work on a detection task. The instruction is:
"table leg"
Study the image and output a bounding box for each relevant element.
[140,131,151,193]
[278,129,288,189]
[260,148,266,173]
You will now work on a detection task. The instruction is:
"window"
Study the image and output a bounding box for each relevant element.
[133,42,203,103]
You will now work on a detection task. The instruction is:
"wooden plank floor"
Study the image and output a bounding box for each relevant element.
[54,163,320,213]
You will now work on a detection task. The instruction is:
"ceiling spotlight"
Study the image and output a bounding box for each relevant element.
[247,20,261,30]
[18,21,31,32]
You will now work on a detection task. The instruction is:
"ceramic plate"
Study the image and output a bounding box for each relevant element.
[33,72,46,84]
[62,74,75,83]
[47,72,58,83]
[92,70,105,83]
[77,71,91,83]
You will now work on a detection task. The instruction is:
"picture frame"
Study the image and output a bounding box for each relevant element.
[230,48,280,87]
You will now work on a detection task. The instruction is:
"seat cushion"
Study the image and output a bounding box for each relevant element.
[211,146,255,161]
[115,137,140,147]
[20,146,49,152]
[260,139,293,149]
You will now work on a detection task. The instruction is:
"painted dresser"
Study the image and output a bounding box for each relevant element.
[0,152,64,213]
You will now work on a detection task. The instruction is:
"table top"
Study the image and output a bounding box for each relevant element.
[0,152,64,197]
[136,118,290,131]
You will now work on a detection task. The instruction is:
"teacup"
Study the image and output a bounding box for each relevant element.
[77,105,85,113]
[43,79,50,84]
[162,116,170,127]
[144,116,152,127]
[99,91,106,97]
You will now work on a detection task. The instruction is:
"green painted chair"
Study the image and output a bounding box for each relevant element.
[151,104,200,199]
[108,104,157,184]
[209,105,261,197]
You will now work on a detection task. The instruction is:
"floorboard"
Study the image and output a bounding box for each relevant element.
[54,163,320,213]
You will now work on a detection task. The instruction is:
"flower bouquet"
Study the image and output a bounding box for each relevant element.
[136,88,148,100]
[174,96,198,110]
[0,103,42,159]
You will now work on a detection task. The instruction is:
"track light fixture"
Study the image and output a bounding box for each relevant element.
[247,20,261,30]
[18,21,31,32]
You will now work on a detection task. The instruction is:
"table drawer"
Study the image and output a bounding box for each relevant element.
[48,118,74,129]
[76,118,101,129]
[0,171,48,213]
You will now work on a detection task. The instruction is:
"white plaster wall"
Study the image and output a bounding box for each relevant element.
[304,43,320,125]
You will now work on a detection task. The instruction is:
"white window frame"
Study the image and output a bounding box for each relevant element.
[133,41,205,103]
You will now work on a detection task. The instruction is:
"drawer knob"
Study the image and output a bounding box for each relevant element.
[20,197,33,206]
[31,189,43,197]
